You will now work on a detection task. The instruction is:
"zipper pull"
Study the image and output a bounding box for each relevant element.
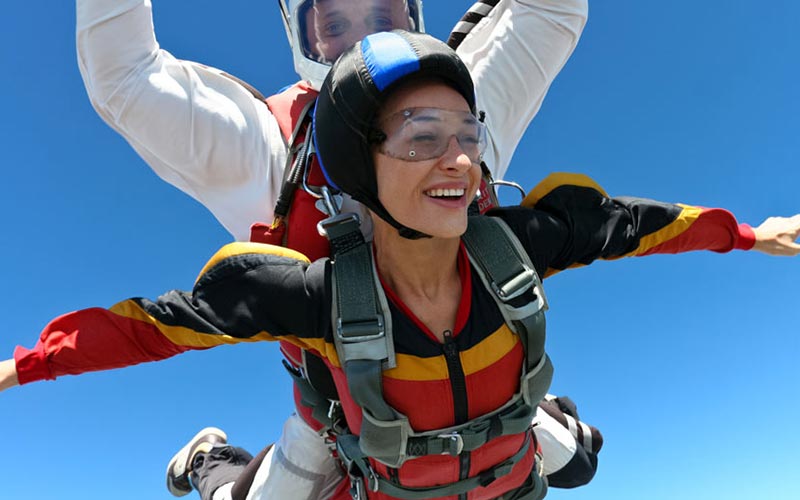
[442,329,456,353]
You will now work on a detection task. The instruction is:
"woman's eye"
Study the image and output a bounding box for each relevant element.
[412,133,439,143]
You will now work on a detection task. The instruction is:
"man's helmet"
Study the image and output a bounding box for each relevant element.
[278,0,425,90]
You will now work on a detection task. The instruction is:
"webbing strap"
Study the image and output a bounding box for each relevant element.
[281,360,333,428]
[326,215,396,422]
[405,395,534,455]
[462,216,548,376]
[339,432,534,500]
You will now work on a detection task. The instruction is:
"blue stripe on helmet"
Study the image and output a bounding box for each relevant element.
[362,32,420,91]
[310,104,341,191]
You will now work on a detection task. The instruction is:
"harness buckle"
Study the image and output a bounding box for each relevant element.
[436,432,465,456]
[317,211,361,238]
[491,267,535,302]
[337,315,385,343]
[346,463,380,498]
[350,477,366,500]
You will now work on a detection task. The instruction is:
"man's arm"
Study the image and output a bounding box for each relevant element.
[76,0,287,240]
[457,0,589,179]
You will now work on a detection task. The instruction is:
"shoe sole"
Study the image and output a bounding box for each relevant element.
[166,427,228,497]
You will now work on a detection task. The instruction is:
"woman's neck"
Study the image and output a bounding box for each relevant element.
[372,219,462,341]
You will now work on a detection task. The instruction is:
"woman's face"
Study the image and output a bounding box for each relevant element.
[373,81,482,239]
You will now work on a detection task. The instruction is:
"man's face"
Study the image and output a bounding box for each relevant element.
[302,0,413,62]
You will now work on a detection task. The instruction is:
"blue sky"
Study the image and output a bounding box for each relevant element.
[1,1,798,499]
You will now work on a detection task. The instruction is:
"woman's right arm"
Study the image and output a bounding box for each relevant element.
[76,0,287,240]
[7,243,331,388]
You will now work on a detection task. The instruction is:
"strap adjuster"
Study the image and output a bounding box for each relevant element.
[491,267,535,301]
[317,212,361,238]
[436,432,465,456]
[337,315,385,343]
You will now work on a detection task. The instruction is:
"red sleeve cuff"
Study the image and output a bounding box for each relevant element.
[13,344,54,385]
[736,224,756,250]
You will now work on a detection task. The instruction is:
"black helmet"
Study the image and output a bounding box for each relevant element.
[313,30,476,239]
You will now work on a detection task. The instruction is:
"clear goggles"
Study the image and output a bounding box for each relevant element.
[297,0,421,64]
[375,108,487,163]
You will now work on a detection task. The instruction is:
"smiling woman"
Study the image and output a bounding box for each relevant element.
[3,29,797,500]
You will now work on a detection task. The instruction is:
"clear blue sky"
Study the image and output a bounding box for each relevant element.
[2,1,798,499]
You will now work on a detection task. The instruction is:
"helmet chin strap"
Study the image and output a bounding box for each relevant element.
[356,193,431,240]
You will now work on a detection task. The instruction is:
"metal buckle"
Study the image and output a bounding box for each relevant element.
[317,211,361,238]
[314,185,343,217]
[336,315,385,343]
[350,477,366,500]
[436,432,465,456]
[491,267,535,301]
[490,179,526,201]
[367,465,380,493]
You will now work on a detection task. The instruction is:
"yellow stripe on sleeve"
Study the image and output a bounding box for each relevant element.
[195,242,311,284]
[623,204,703,257]
[522,173,609,208]
[110,300,276,348]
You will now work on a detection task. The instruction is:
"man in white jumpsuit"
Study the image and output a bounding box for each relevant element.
[76,1,592,498]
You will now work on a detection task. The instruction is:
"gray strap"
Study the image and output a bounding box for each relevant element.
[462,216,547,373]
[339,432,534,500]
[326,215,395,422]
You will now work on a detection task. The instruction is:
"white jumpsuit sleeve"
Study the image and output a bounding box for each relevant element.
[76,0,287,241]
[456,0,589,180]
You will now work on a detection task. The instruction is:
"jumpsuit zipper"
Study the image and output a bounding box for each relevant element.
[442,329,470,499]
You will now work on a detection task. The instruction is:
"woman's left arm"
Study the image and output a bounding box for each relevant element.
[495,173,798,276]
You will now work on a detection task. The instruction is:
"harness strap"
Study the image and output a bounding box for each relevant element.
[338,432,534,500]
[462,216,551,403]
[324,214,397,423]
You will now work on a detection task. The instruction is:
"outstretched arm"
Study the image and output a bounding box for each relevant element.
[495,173,798,276]
[751,215,800,256]
[8,243,329,388]
[0,359,18,393]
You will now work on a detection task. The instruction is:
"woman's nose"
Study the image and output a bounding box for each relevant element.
[439,136,474,172]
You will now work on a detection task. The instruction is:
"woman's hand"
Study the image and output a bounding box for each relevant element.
[0,359,19,392]
[752,215,800,256]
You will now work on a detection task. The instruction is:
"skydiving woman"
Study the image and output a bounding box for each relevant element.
[2,30,799,500]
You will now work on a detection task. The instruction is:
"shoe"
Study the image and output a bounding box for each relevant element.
[166,427,228,497]
[539,395,603,454]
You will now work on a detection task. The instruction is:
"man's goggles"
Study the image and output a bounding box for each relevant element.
[296,0,421,63]
[375,108,487,163]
